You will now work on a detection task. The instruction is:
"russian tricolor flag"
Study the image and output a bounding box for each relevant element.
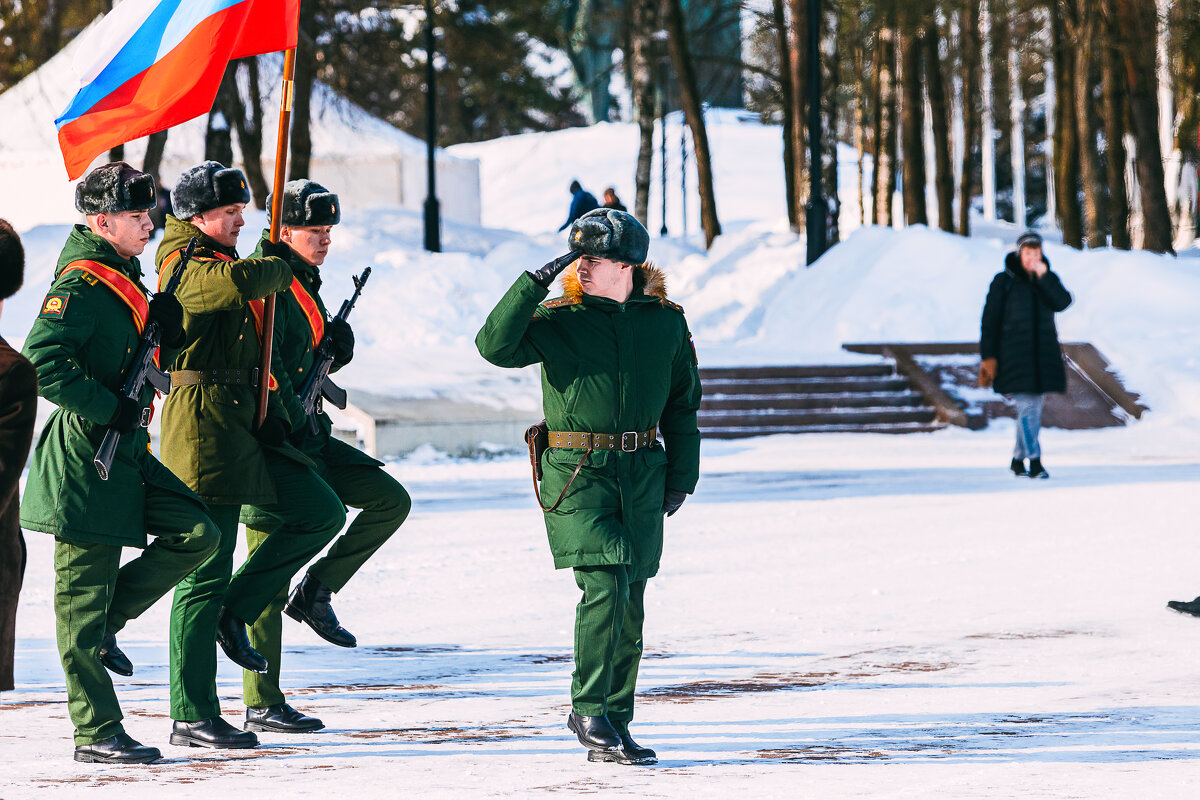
[56,0,299,179]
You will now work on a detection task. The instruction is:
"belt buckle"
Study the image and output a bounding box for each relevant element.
[621,431,638,452]
[250,367,260,387]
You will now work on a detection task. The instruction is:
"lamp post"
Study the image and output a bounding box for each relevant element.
[804,0,827,265]
[423,0,441,253]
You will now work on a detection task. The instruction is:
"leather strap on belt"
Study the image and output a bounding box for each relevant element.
[170,368,261,387]
[548,427,657,452]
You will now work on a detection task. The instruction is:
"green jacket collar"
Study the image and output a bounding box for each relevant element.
[55,224,143,282]
[162,214,239,260]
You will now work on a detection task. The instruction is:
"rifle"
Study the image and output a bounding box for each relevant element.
[94,237,197,480]
[298,266,371,434]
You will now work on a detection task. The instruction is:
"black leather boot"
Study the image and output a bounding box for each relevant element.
[1010,458,1027,477]
[588,732,658,765]
[1028,458,1049,479]
[74,733,161,763]
[244,703,325,733]
[284,574,356,648]
[98,632,133,677]
[216,606,268,673]
[170,717,259,749]
[1167,596,1200,617]
[567,712,621,750]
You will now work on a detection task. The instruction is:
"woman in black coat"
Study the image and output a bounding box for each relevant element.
[978,231,1072,478]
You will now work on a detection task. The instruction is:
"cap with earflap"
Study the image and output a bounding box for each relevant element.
[171,160,251,220]
[1016,230,1044,250]
[268,179,341,227]
[567,208,649,265]
[75,162,156,215]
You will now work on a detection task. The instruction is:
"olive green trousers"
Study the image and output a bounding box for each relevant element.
[570,565,646,734]
[53,487,218,745]
[242,463,411,708]
[167,452,345,722]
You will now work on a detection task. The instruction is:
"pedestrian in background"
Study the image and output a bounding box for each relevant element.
[602,187,626,212]
[0,219,37,696]
[978,230,1073,479]
[557,180,599,231]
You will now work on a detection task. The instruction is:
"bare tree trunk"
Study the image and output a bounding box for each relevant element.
[1115,0,1173,253]
[853,16,868,227]
[786,0,808,233]
[774,0,798,228]
[1051,0,1083,249]
[899,14,927,226]
[821,1,840,242]
[924,16,955,232]
[232,58,270,209]
[873,20,898,227]
[142,131,168,187]
[1099,0,1130,249]
[1069,1,1106,247]
[1043,8,1057,225]
[959,0,981,235]
[205,63,237,167]
[288,3,318,181]
[1008,31,1027,228]
[664,0,721,247]
[631,0,658,226]
[980,0,997,221]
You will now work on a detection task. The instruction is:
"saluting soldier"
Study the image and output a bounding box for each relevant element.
[237,179,411,734]
[476,209,702,765]
[20,163,221,764]
[155,162,346,749]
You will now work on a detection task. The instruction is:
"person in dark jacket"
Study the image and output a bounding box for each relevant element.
[978,230,1072,479]
[602,188,626,212]
[557,180,600,231]
[0,219,37,696]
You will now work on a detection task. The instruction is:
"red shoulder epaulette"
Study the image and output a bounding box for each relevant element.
[661,299,685,314]
[540,296,581,309]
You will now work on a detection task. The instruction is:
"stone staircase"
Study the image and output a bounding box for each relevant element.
[697,363,942,438]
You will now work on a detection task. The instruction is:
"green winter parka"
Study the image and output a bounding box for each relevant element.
[249,232,381,470]
[20,225,205,547]
[154,215,298,506]
[476,264,701,581]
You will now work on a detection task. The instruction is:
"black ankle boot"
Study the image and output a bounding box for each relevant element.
[284,574,356,648]
[98,632,133,677]
[74,733,160,763]
[1010,458,1027,477]
[170,717,258,749]
[216,607,268,673]
[567,712,621,750]
[1028,458,1049,479]
[244,703,325,733]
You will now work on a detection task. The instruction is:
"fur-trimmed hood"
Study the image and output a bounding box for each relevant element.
[560,261,669,304]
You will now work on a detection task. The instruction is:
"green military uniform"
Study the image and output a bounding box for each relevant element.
[20,225,220,746]
[155,215,346,722]
[240,232,410,708]
[476,264,701,733]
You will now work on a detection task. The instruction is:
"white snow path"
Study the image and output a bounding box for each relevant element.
[4,426,1200,797]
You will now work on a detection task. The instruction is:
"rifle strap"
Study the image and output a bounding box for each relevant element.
[532,447,592,513]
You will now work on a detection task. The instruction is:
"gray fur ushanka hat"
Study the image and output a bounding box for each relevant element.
[568,208,649,265]
[171,160,251,220]
[75,162,156,215]
[268,179,341,227]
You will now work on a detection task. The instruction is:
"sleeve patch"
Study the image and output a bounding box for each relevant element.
[689,335,698,365]
[39,293,69,320]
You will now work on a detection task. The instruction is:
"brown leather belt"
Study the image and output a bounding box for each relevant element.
[548,427,657,452]
[170,368,261,387]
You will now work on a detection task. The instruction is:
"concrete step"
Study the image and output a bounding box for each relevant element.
[698,364,894,380]
[702,375,912,395]
[697,406,938,428]
[700,391,925,411]
[699,421,946,437]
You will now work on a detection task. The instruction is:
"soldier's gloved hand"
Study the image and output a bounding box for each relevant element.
[254,415,289,447]
[259,238,292,262]
[527,251,580,289]
[662,488,687,517]
[108,396,143,435]
[148,292,186,348]
[328,318,355,367]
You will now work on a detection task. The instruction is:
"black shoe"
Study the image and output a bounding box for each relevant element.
[74,733,161,764]
[1167,596,1200,617]
[170,717,259,749]
[98,632,133,677]
[244,703,325,733]
[1010,458,1027,477]
[587,733,658,765]
[567,712,621,751]
[216,607,268,673]
[284,574,357,648]
[1028,458,1049,479]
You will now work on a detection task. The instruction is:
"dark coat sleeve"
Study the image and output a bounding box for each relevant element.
[0,342,37,517]
[979,274,1008,361]
[1034,271,1072,312]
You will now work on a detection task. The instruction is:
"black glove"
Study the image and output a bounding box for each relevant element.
[527,251,580,288]
[328,317,355,367]
[108,396,143,435]
[259,238,292,261]
[662,488,687,517]
[254,415,288,447]
[148,292,185,348]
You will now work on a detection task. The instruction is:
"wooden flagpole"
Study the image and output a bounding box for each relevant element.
[255,45,297,428]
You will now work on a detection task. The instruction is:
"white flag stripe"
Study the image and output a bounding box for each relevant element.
[72,0,162,86]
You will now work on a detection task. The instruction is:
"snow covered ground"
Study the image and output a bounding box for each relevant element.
[5,425,1200,798]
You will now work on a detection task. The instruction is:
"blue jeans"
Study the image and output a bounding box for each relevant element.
[1010,393,1046,460]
